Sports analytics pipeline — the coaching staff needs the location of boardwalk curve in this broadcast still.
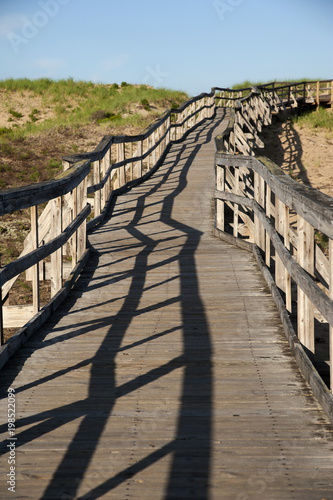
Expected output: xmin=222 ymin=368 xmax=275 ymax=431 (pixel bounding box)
xmin=0 ymin=109 xmax=333 ymax=499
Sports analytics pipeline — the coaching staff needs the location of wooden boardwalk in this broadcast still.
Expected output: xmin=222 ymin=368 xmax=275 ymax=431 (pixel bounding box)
xmin=1 ymin=109 xmax=333 ymax=499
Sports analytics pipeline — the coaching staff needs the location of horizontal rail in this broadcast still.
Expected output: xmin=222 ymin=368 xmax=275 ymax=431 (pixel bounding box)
xmin=0 ymin=205 xmax=90 ymax=288
xmin=0 ymin=160 xmax=90 ymax=216
xmin=0 ymin=87 xmax=217 ymax=352
xmin=0 ymin=78 xmax=331 ymax=363
xmin=215 ymin=151 xmax=333 ymax=396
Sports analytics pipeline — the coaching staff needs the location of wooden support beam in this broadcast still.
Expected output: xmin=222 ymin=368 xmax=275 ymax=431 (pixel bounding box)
xmin=71 ymin=187 xmax=78 ymax=267
xmin=329 ymin=239 xmax=333 ymax=394
xmin=31 ymin=205 xmax=40 ymax=313
xmin=254 ymin=172 xmax=265 ymax=251
xmin=50 ymin=197 xmax=62 ymax=298
xmin=297 ymin=215 xmax=315 ymax=353
xmin=93 ymin=160 xmax=101 ymax=217
xmin=216 ymin=165 xmax=225 ymax=232
xmin=283 ymin=203 xmax=292 ymax=312
xmin=265 ymin=185 xmax=271 ymax=266
xmin=316 ymin=81 xmax=320 ymax=110
xmin=117 ymin=143 xmax=125 ymax=186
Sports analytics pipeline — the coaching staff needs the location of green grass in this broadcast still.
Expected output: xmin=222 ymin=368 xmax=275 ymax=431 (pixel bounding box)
xmin=0 ymin=78 xmax=188 ymax=141
xmin=293 ymin=106 xmax=333 ymax=132
xmin=231 ymin=78 xmax=323 ymax=91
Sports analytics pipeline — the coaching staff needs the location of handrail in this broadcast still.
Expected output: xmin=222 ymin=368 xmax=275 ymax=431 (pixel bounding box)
xmin=0 ymin=78 xmax=331 ymax=369
xmin=0 ymin=88 xmax=216 ymax=356
xmin=213 ymin=85 xmax=333 ymax=403
xmin=0 ymin=160 xmax=90 ymax=216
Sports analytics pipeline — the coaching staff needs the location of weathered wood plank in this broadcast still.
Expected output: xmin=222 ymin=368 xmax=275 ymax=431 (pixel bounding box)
xmin=0 ymin=109 xmax=332 ymax=500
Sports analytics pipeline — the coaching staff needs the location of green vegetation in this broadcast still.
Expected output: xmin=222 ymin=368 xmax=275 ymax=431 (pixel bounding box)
xmin=0 ymin=78 xmax=187 ymax=141
xmin=231 ymin=78 xmax=322 ymax=90
xmin=140 ymin=98 xmax=150 ymax=111
xmin=0 ymin=78 xmax=188 ymax=190
xmin=9 ymin=108 xmax=23 ymax=119
xmin=293 ymin=106 xmax=333 ymax=132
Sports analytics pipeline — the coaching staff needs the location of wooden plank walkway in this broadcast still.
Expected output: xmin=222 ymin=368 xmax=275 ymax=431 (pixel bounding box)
xmin=1 ymin=109 xmax=333 ymax=499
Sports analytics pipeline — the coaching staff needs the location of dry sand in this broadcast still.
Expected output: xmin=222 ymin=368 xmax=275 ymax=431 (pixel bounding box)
xmin=256 ymin=113 xmax=333 ymax=197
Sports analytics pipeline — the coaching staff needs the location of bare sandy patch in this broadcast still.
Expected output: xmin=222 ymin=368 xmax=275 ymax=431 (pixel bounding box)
xmin=0 ymin=89 xmax=56 ymax=128
xmin=256 ymin=114 xmax=333 ymax=197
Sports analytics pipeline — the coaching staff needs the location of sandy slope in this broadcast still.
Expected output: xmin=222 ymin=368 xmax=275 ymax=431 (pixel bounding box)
xmin=256 ymin=114 xmax=333 ymax=197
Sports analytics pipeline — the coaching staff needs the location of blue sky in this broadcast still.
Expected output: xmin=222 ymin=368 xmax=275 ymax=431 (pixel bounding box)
xmin=0 ymin=0 xmax=332 ymax=96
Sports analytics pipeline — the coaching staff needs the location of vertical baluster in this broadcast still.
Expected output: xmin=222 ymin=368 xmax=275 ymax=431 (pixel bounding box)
xmin=265 ymin=185 xmax=271 ymax=266
xmin=284 ymin=203 xmax=292 ymax=312
xmin=152 ymin=130 xmax=156 ymax=167
xmin=216 ymin=165 xmax=225 ymax=231
xmin=0 ymin=276 xmax=3 ymax=346
xmin=137 ymin=140 xmax=143 ymax=178
xmin=105 ymin=147 xmax=111 ymax=201
xmin=297 ymin=215 xmax=314 ymax=352
xmin=275 ymin=198 xmax=285 ymax=292
xmin=233 ymin=167 xmax=239 ymax=238
xmin=254 ymin=172 xmax=265 ymax=250
xmin=130 ymin=142 xmax=134 ymax=180
xmin=93 ymin=160 xmax=101 ymax=216
xmin=100 ymin=157 xmax=105 ymax=211
xmin=118 ymin=142 xmax=125 ymax=185
xmin=316 ymin=81 xmax=320 ymax=110
xmin=50 ymin=197 xmax=62 ymax=297
xmin=31 ymin=205 xmax=40 ymax=313
xmin=71 ymin=187 xmax=77 ymax=267
xmin=329 ymin=239 xmax=333 ymax=394
xmin=77 ymin=177 xmax=87 ymax=260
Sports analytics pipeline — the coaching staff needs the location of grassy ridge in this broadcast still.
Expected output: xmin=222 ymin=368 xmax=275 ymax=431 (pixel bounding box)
xmin=293 ymin=106 xmax=333 ymax=132
xmin=231 ymin=78 xmax=322 ymax=90
xmin=0 ymin=78 xmax=187 ymax=139
xmin=0 ymin=78 xmax=188 ymax=189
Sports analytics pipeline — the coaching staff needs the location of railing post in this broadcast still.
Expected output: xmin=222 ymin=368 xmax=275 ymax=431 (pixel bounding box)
xmin=216 ymin=164 xmax=225 ymax=231
xmin=275 ymin=198 xmax=285 ymax=293
xmin=0 ymin=255 xmax=3 ymax=346
xmin=100 ymin=155 xmax=107 ymax=210
xmin=105 ymin=147 xmax=111 ymax=201
xmin=50 ymin=197 xmax=62 ymax=297
xmin=77 ymin=177 xmax=87 ymax=260
xmin=316 ymin=81 xmax=320 ymax=110
xmin=265 ymin=185 xmax=271 ymax=266
xmin=254 ymin=172 xmax=265 ymax=250
xmin=233 ymin=167 xmax=239 ymax=237
xmin=297 ymin=215 xmax=314 ymax=353
xmin=31 ymin=205 xmax=40 ymax=313
xmin=283 ymin=203 xmax=292 ymax=312
xmin=329 ymin=239 xmax=333 ymax=394
xmin=117 ymin=143 xmax=125 ymax=185
xmin=93 ymin=160 xmax=101 ymax=217
xmin=71 ymin=187 xmax=78 ymax=267
xmin=137 ymin=140 xmax=143 ymax=178
xmin=152 ymin=130 xmax=157 ymax=167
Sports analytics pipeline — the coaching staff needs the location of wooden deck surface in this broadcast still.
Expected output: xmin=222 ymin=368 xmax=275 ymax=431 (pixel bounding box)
xmin=1 ymin=109 xmax=333 ymax=499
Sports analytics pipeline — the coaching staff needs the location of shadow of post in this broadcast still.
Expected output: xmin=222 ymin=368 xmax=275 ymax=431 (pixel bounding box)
xmin=0 ymin=113 xmax=225 ymax=500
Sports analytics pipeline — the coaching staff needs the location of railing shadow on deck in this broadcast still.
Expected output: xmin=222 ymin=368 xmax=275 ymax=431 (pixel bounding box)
xmin=0 ymin=117 xmax=224 ymax=499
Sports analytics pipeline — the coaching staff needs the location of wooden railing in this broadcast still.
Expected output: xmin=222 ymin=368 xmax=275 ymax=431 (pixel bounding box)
xmin=214 ymin=95 xmax=333 ymax=400
xmin=0 ymin=90 xmax=215 ymax=359
xmin=0 ymin=161 xmax=91 ymax=361
xmin=0 ymin=79 xmax=331 ymax=371
xmin=61 ymin=91 xmax=215 ymax=230
xmin=214 ymin=79 xmax=333 ymax=109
